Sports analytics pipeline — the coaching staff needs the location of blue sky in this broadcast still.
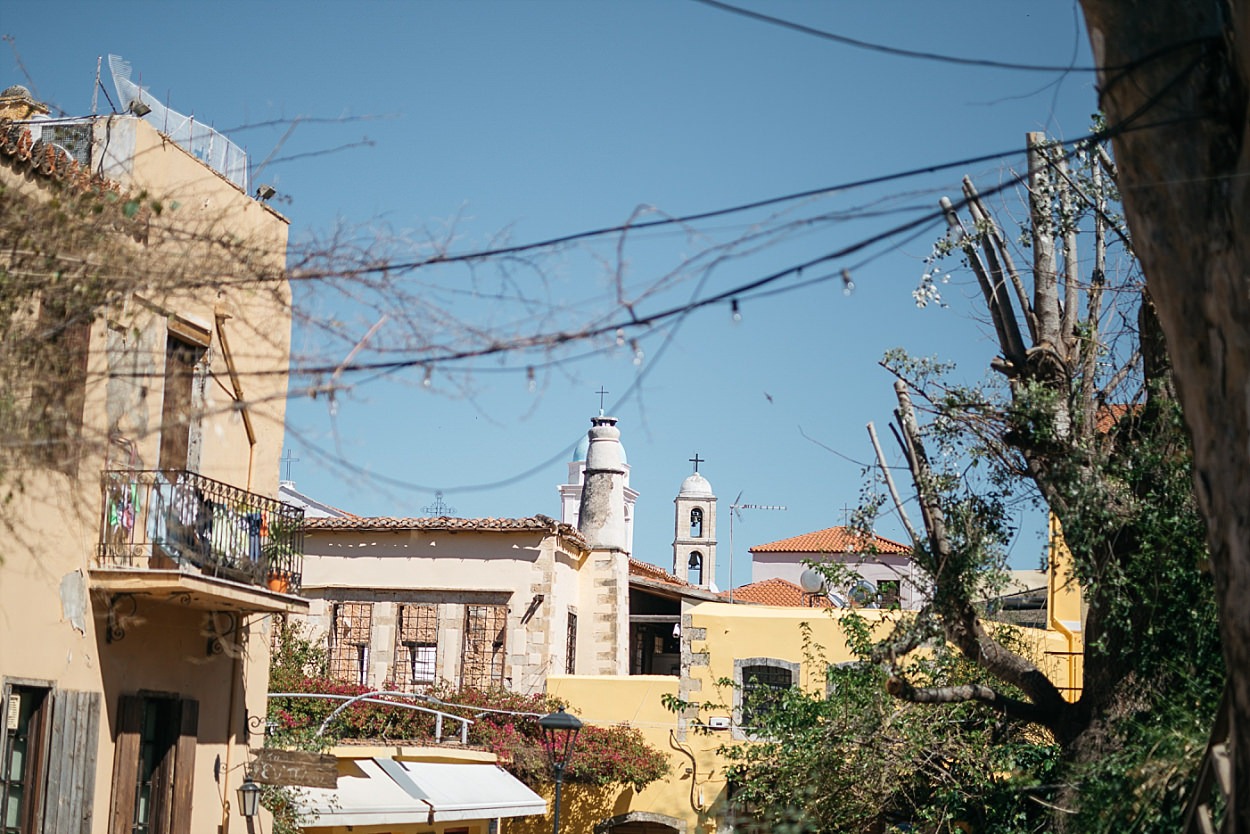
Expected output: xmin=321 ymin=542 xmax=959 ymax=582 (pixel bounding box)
xmin=5 ymin=2 xmax=1099 ymax=586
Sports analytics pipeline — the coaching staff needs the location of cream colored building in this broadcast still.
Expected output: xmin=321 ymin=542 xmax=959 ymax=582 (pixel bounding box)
xmin=285 ymin=403 xmax=1084 ymax=833
xmin=298 ymin=515 xmax=591 ymax=694
xmin=292 ymin=415 xmax=731 ymax=698
xmin=0 ymin=83 xmax=306 ymax=834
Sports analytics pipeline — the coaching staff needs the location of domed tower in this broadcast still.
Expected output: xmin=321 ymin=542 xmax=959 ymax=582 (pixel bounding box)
xmin=560 ymin=416 xmax=637 ymax=555
xmin=673 ymin=455 xmax=717 ymax=588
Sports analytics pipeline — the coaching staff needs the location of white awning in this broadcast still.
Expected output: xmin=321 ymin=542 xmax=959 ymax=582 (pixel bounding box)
xmin=297 ymin=758 xmax=546 ymax=828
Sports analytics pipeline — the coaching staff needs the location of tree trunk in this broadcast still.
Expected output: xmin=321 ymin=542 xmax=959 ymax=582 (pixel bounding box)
xmin=1079 ymin=1 xmax=1250 ymax=828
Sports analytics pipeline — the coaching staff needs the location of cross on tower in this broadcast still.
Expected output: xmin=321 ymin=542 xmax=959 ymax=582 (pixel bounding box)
xmin=595 ymin=386 xmax=610 ymax=413
xmin=280 ymin=448 xmax=300 ymax=481
xmin=689 ymin=452 xmax=704 ymax=473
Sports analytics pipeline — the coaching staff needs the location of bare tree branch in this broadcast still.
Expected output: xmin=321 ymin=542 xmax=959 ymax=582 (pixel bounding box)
xmin=867 ymin=420 xmax=920 ymax=545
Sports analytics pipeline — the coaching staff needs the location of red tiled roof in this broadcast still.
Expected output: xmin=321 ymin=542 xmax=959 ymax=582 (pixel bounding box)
xmin=749 ymin=525 xmax=910 ymax=555
xmin=1 ymin=124 xmax=110 ymax=193
xmin=1095 ymin=403 xmax=1137 ymax=434
xmin=628 ymin=559 xmax=689 ymax=587
xmin=723 ymin=578 xmax=833 ymax=608
xmin=304 ymin=513 xmax=587 ymax=548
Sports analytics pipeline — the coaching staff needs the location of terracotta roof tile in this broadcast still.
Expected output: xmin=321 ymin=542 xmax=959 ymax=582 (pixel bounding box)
xmin=724 ymin=578 xmax=833 ymax=608
xmin=1 ymin=124 xmax=108 ymax=193
xmin=1095 ymin=403 xmax=1137 ymax=434
xmin=304 ymin=513 xmax=587 ymax=548
xmin=749 ymin=525 xmax=910 ymax=555
xmin=628 ymin=559 xmax=690 ymax=587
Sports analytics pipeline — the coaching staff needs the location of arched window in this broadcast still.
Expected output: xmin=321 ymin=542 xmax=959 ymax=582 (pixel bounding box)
xmin=688 ymin=551 xmax=703 ymax=585
xmin=689 ymin=507 xmax=704 ymax=537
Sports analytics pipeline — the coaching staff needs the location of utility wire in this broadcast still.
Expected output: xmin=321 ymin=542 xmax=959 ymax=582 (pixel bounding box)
xmin=290 ymin=140 xmax=1084 ymax=283
xmin=687 ymin=0 xmax=1205 ymax=75
xmin=688 ymin=0 xmax=1096 ymax=71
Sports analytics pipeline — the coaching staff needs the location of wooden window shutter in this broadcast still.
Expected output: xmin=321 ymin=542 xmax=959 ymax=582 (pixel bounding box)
xmin=108 ymin=695 xmax=144 ymax=834
xmin=168 ymin=699 xmax=198 ymax=834
xmin=42 ymin=689 xmax=101 ymax=834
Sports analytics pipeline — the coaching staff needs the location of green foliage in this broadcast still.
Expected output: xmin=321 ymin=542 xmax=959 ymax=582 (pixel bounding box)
xmin=713 ymin=616 xmax=1060 ymax=833
xmin=267 ymin=618 xmax=329 ymax=694
xmin=1070 ymin=699 xmax=1212 ymax=834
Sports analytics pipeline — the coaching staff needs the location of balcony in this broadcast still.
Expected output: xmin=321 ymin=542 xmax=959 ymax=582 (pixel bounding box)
xmin=95 ymin=469 xmax=305 ymax=613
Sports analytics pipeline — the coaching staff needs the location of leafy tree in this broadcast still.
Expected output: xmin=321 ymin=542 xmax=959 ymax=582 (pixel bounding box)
xmin=871 ymin=133 xmax=1222 ymax=829
xmin=1076 ymin=3 xmax=1250 ymax=827
xmin=682 ymin=619 xmax=1055 ymax=833
xmin=723 ymin=133 xmax=1220 ymax=832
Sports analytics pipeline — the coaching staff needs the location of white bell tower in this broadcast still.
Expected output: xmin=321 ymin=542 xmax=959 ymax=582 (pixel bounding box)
xmin=673 ymin=453 xmax=717 ymax=588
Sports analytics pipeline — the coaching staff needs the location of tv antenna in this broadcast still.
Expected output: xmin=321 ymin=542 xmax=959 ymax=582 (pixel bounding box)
xmin=727 ymin=492 xmax=786 ymax=603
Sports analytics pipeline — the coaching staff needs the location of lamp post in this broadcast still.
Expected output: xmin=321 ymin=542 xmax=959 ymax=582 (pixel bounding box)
xmin=237 ymin=777 xmax=261 ymax=819
xmin=538 ymin=707 xmax=582 ymax=834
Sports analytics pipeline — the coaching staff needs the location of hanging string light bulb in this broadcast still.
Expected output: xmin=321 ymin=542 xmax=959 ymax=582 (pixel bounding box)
xmin=526 ymin=366 xmax=536 ymax=393
xmin=630 ymin=339 xmax=644 ymax=366
xmin=422 ymin=365 xmax=433 ymax=388
xmin=841 ymin=269 xmax=855 ymax=296
xmin=731 ymin=298 xmax=742 ymax=323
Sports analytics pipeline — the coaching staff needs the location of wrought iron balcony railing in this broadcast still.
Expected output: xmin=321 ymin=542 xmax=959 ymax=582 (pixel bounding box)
xmin=98 ymin=469 xmax=304 ymax=593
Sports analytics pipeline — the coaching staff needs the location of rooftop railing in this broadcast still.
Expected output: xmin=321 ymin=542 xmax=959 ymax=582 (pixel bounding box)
xmin=98 ymin=469 xmax=304 ymax=592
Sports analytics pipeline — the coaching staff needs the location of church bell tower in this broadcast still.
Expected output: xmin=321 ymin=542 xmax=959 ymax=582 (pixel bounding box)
xmin=673 ymin=454 xmax=717 ymax=589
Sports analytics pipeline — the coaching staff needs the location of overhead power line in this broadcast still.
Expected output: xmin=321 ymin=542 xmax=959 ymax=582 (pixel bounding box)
xmin=688 ymin=0 xmax=1099 ymax=72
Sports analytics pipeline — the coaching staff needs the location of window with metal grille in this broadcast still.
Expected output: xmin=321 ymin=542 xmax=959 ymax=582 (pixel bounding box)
xmin=329 ymin=603 xmax=373 ymax=686
xmin=565 ymin=611 xmax=577 ymax=674
xmin=461 ymin=605 xmax=507 ymax=689
xmin=392 ymin=604 xmax=439 ymax=690
xmin=733 ymin=659 xmax=797 ymax=739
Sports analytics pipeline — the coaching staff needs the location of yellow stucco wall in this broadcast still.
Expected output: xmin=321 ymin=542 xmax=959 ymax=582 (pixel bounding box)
xmin=518 ymin=594 xmax=1083 ymax=834
xmin=0 ymin=112 xmax=292 ymax=834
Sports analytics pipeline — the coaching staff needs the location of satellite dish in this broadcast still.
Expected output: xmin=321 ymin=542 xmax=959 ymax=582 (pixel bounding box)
xmin=849 ymin=579 xmax=879 ymax=608
xmin=798 ymin=569 xmax=826 ymax=594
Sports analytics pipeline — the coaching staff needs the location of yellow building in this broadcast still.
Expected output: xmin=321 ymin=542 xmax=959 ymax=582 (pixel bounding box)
xmin=517 ymin=520 xmax=1084 ymax=834
xmin=0 ymin=80 xmax=306 ymax=834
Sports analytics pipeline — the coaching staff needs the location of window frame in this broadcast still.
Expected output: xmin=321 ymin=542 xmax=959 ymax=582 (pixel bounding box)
xmin=392 ymin=603 xmax=439 ymax=691
xmin=157 ymin=330 xmax=208 ymax=474
xmin=328 ymin=602 xmax=374 ymax=687
xmin=108 ymin=692 xmax=197 ymax=834
xmin=731 ymin=658 xmax=799 ymax=741
xmin=461 ymin=604 xmax=507 ymax=689
xmin=565 ymin=611 xmax=578 ymax=675
xmin=1 ymin=682 xmax=51 ymax=834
